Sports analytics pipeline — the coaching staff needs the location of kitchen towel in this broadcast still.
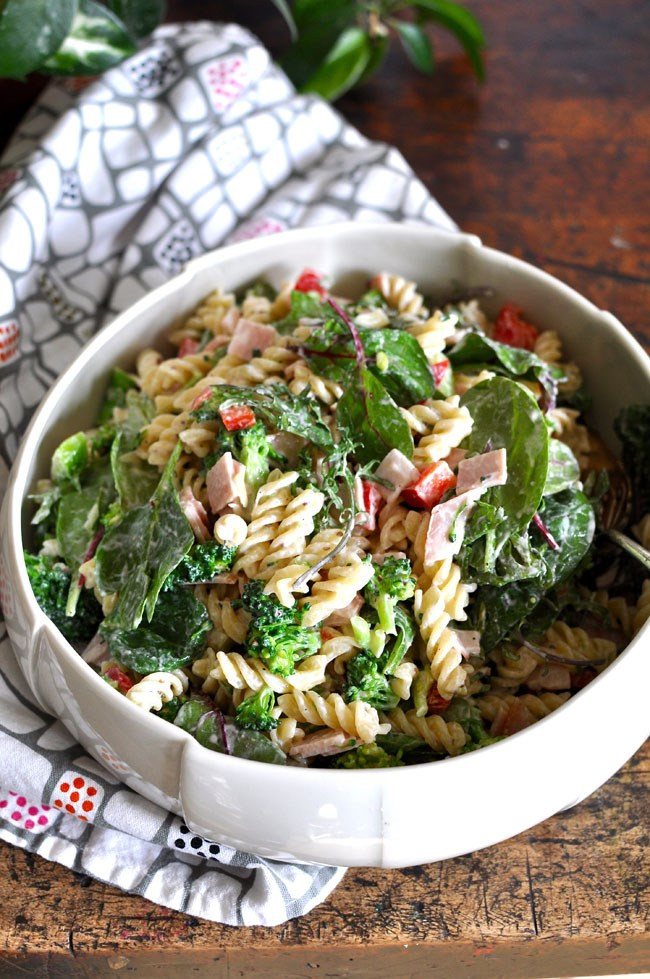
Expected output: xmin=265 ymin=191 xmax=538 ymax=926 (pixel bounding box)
xmin=0 ymin=20 xmax=456 ymax=926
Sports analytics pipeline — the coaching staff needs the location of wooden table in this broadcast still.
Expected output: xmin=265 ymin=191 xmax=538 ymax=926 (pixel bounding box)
xmin=1 ymin=1 xmax=649 ymax=975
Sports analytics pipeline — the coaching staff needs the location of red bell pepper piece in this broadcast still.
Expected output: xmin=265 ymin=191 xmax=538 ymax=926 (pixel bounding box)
xmin=427 ymin=684 xmax=451 ymax=714
xmin=401 ymin=461 xmax=456 ymax=509
xmin=431 ymin=357 xmax=450 ymax=387
xmin=219 ymin=404 xmax=256 ymax=432
xmin=493 ymin=302 xmax=539 ymax=351
xmin=190 ymin=387 xmax=212 ymax=411
xmin=361 ymin=480 xmax=383 ymax=521
xmin=294 ymin=269 xmax=326 ymax=295
xmin=104 ymin=666 xmax=134 ymax=695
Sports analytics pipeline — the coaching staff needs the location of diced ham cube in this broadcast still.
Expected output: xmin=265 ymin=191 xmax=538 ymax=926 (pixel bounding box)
xmin=220 ymin=307 xmax=241 ymax=334
xmin=453 ymin=629 xmax=481 ymax=660
xmin=526 ymin=663 xmax=571 ymax=691
xmin=491 ymin=699 xmax=532 ymax=737
xmin=179 ymin=486 xmax=211 ymax=542
xmin=374 ymin=449 xmax=420 ymax=503
xmin=445 ymin=448 xmax=467 ymax=470
xmin=456 ymin=448 xmax=507 ymax=495
xmin=227 ymin=318 xmax=278 ymax=361
xmin=423 ymin=488 xmax=483 ymax=565
xmin=324 ymin=594 xmax=364 ymax=627
xmin=289 ymin=730 xmax=360 ymax=759
xmin=206 ymin=452 xmax=248 ymax=514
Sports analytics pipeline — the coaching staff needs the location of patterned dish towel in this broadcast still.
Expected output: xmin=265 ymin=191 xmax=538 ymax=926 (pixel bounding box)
xmin=0 ymin=21 xmax=456 ymax=926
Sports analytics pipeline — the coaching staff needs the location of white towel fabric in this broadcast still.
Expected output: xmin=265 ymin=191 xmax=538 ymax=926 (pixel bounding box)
xmin=0 ymin=21 xmax=456 ymax=925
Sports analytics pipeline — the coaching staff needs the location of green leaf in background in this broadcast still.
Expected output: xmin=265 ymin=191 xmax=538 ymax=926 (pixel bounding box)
xmin=280 ymin=0 xmax=358 ymax=90
xmin=43 ymin=0 xmax=137 ymax=76
xmin=268 ymin=0 xmax=297 ymax=39
xmin=357 ymin=33 xmax=389 ymax=84
xmin=413 ymin=0 xmax=485 ymax=80
xmin=105 ymin=0 xmax=165 ymax=39
xmin=0 ymin=0 xmax=77 ymax=78
xmin=391 ymin=19 xmax=434 ymax=74
xmin=301 ymin=26 xmax=373 ymax=102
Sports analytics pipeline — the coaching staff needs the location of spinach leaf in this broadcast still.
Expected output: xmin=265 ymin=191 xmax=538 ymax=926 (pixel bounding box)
xmin=298 ymin=324 xmax=435 ymax=406
xmin=273 ymin=290 xmax=333 ymax=333
xmin=545 ymin=438 xmax=580 ymax=496
xmin=101 ymin=588 xmax=210 ymax=674
xmin=192 ymin=384 xmax=334 ymax=451
xmin=460 ymin=376 xmax=549 ymax=571
xmin=228 ymin=727 xmax=287 ymax=765
xmin=95 ymin=443 xmax=194 ymax=630
xmin=193 ymin=714 xmax=287 ymax=764
xmin=111 ymin=437 xmax=160 ymax=510
xmin=174 ymin=698 xmax=212 ymax=732
xmin=449 ymin=332 xmax=564 ymax=404
xmin=106 ymin=388 xmax=157 ymax=507
xmin=51 ymin=432 xmax=89 ymax=487
xmin=614 ymin=404 xmax=650 ymax=522
xmin=120 ymin=389 xmax=156 ymax=444
xmin=55 ymin=457 xmax=115 ymax=570
xmin=97 ymin=367 xmax=138 ymax=424
xmin=468 ymin=487 xmax=595 ymax=651
xmin=336 ymin=366 xmax=414 ymax=465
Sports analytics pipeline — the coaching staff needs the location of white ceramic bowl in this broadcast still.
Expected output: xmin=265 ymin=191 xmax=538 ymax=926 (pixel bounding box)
xmin=2 ymin=223 xmax=649 ymax=868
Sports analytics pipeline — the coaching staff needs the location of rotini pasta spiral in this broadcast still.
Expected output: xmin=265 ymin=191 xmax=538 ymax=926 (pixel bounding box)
xmin=384 ymin=707 xmax=466 ymax=755
xmin=372 ymin=272 xmax=428 ymax=318
xmin=168 ymin=288 xmax=235 ymax=344
xmin=126 ymin=670 xmax=188 ymax=712
xmin=234 ymin=470 xmax=300 ymax=577
xmin=407 ymin=310 xmax=456 ymax=361
xmin=401 ymin=396 xmax=473 ymax=470
xmin=208 ymin=649 xmax=332 ymax=694
xmin=277 ymin=690 xmax=390 ymax=743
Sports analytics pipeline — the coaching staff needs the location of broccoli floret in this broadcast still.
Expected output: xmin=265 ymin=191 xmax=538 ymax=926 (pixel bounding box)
xmin=235 ymin=685 xmax=279 ymax=731
xmin=164 ymin=541 xmax=237 ymax=589
xmin=345 ymin=651 xmax=399 ymax=711
xmin=364 ymin=556 xmax=416 ymax=634
xmin=24 ymin=551 xmax=102 ymax=645
xmin=51 ymin=432 xmax=89 ymax=487
xmin=381 ymin=605 xmax=415 ymax=674
xmin=202 ymin=421 xmax=280 ymax=498
xmin=242 ymin=580 xmax=320 ymax=677
xmin=443 ymin=698 xmax=502 ymax=751
xmin=239 ymin=422 xmax=273 ymax=497
xmin=155 ymin=695 xmax=186 ymax=723
xmin=333 ymin=743 xmax=403 ymax=769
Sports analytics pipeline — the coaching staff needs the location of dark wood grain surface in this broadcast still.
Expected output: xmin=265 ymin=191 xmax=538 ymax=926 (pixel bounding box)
xmin=1 ymin=1 xmax=649 ymax=976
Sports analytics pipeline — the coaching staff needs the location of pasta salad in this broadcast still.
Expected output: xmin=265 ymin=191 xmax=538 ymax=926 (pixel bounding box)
xmin=24 ymin=269 xmax=650 ymax=768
